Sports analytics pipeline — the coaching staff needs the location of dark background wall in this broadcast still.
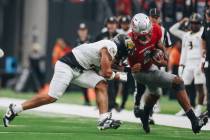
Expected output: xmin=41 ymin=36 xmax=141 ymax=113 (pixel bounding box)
xmin=46 ymin=0 xmax=103 ymax=82
xmin=0 ymin=0 xmax=23 ymax=71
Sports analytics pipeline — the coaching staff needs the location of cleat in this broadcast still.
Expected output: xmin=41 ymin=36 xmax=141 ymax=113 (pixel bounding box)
xmin=191 ymin=112 xmax=208 ymax=134
xmin=134 ymin=106 xmax=144 ymax=118
xmin=3 ymin=104 xmax=17 ymax=127
xmin=139 ymin=110 xmax=150 ymax=133
xmin=97 ymin=118 xmax=122 ymax=130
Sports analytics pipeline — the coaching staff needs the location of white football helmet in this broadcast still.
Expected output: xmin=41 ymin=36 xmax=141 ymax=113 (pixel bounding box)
xmin=130 ymin=13 xmax=152 ymax=45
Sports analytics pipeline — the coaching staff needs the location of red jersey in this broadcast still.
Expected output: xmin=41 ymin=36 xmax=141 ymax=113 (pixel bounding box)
xmin=128 ymin=23 xmax=162 ymax=70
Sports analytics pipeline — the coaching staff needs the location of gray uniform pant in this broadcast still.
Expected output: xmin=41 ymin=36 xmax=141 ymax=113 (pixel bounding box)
xmin=133 ymin=65 xmax=176 ymax=96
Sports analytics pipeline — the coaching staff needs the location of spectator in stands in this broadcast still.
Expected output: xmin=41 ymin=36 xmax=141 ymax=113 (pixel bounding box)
xmin=118 ymin=15 xmax=131 ymax=35
xmin=75 ymin=23 xmax=93 ymax=46
xmin=96 ymin=16 xmax=119 ymax=41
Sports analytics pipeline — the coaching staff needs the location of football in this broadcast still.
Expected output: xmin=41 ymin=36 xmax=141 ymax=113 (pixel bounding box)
xmin=152 ymin=49 xmax=164 ymax=62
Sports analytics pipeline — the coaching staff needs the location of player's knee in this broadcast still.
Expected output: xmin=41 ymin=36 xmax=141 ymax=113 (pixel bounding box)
xmin=47 ymin=95 xmax=57 ymax=103
xmin=172 ymin=76 xmax=185 ymax=93
xmin=95 ymin=80 xmax=108 ymax=92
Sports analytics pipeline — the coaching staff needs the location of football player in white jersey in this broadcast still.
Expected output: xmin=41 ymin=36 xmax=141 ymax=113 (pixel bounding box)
xmin=3 ymin=35 xmax=134 ymax=130
xmin=170 ymin=13 xmax=206 ymax=116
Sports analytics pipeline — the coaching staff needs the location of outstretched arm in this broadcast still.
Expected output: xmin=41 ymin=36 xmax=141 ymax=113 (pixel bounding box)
xmin=100 ymin=47 xmax=113 ymax=78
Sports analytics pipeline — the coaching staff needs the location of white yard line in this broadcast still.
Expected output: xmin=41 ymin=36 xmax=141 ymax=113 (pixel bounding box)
xmin=0 ymin=97 xmax=209 ymax=130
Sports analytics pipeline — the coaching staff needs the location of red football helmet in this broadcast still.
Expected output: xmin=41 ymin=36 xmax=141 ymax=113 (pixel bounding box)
xmin=130 ymin=13 xmax=152 ymax=45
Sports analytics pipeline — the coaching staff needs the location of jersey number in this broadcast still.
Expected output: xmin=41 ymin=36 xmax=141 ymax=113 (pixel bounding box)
xmin=188 ymin=41 xmax=193 ymax=49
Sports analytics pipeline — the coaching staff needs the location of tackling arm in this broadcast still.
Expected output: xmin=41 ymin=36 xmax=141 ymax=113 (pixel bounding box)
xmin=100 ymin=47 xmax=115 ymax=79
xmin=100 ymin=47 xmax=123 ymax=81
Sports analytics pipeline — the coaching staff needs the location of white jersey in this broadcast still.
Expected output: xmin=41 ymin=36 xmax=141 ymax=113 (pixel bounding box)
xmin=180 ymin=28 xmax=204 ymax=66
xmin=72 ymin=40 xmax=117 ymax=69
xmin=169 ymin=22 xmax=186 ymax=40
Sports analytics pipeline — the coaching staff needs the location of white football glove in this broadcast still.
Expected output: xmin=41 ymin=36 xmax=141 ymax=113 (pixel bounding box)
xmin=116 ymin=72 xmax=127 ymax=82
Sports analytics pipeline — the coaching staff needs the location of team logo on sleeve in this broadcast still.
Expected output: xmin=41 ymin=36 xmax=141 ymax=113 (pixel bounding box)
xmin=126 ymin=39 xmax=135 ymax=49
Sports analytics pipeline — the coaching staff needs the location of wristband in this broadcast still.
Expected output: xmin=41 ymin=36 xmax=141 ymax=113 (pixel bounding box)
xmin=116 ymin=72 xmax=127 ymax=82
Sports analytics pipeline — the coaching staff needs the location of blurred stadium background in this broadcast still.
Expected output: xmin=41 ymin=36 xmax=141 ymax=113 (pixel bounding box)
xmin=0 ymin=0 xmax=210 ymax=140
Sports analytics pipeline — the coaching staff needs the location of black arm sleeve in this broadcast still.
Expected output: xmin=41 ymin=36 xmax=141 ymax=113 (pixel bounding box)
xmin=124 ymin=67 xmax=131 ymax=73
xmin=201 ymin=27 xmax=206 ymax=40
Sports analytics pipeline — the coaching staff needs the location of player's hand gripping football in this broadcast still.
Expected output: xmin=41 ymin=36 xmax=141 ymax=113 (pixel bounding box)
xmin=152 ymin=49 xmax=168 ymax=67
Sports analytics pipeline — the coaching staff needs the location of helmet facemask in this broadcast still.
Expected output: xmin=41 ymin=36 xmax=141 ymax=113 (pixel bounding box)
xmin=189 ymin=13 xmax=202 ymax=33
xmin=132 ymin=31 xmax=152 ymax=45
xmin=190 ymin=22 xmax=201 ymax=33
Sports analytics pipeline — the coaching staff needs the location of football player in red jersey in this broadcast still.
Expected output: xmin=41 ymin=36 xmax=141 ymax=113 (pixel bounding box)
xmin=128 ymin=13 xmax=208 ymax=134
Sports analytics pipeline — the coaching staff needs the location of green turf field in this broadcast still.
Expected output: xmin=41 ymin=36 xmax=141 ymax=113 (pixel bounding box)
xmin=0 ymin=89 xmax=210 ymax=140
xmin=0 ymin=110 xmax=209 ymax=140
xmin=0 ymin=89 xmax=182 ymax=114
